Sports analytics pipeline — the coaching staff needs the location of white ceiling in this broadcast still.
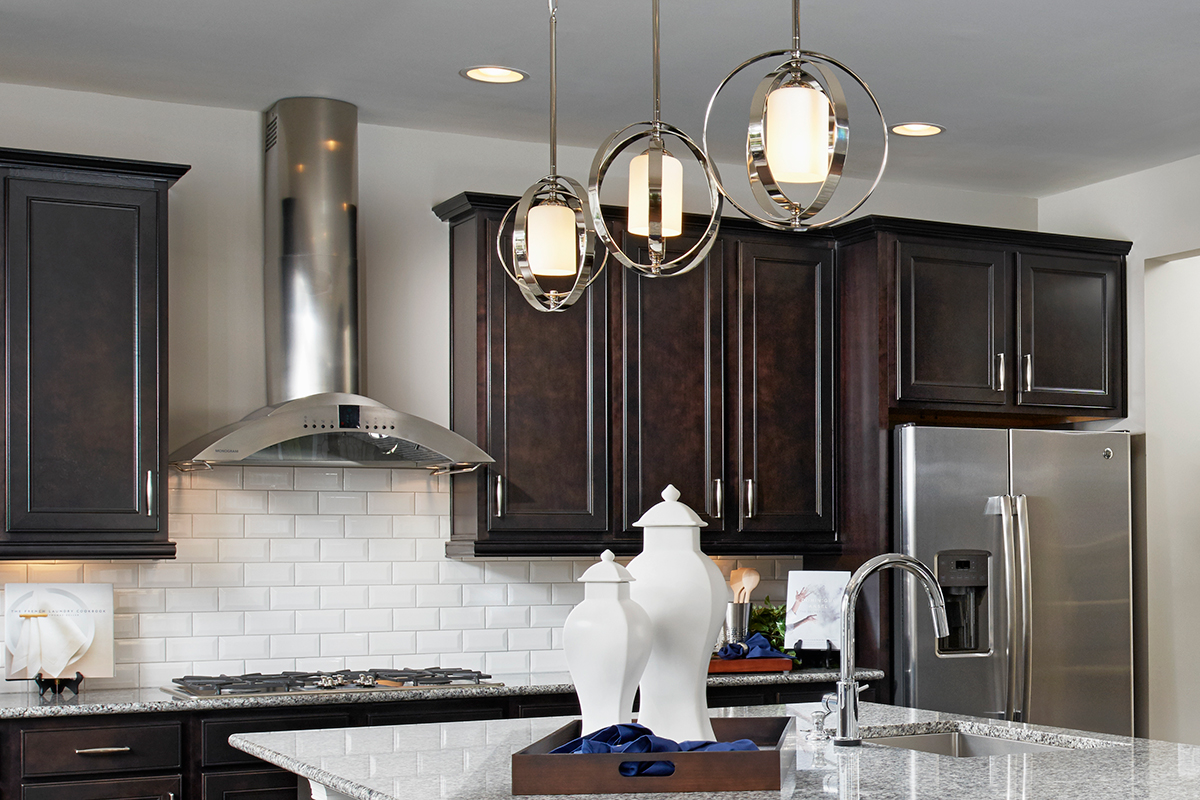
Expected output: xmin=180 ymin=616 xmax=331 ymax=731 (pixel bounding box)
xmin=1 ymin=0 xmax=1198 ymax=197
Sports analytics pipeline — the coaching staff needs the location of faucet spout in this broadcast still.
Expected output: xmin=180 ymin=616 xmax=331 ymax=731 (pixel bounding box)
xmin=832 ymin=553 xmax=948 ymax=746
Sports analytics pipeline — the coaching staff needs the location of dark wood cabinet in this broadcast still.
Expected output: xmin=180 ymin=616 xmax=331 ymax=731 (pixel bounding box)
xmin=0 ymin=148 xmax=187 ymax=560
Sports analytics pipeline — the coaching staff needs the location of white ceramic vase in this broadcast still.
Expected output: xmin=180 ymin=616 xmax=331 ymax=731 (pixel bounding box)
xmin=627 ymin=485 xmax=729 ymax=742
xmin=563 ymin=550 xmax=653 ymax=736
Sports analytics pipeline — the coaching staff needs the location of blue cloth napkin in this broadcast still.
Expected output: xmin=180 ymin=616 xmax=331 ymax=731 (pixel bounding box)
xmin=717 ymin=632 xmax=791 ymax=660
xmin=550 ymin=723 xmax=758 ymax=776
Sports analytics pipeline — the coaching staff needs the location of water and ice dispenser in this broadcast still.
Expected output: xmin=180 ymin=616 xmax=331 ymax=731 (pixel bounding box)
xmin=934 ymin=550 xmax=990 ymax=655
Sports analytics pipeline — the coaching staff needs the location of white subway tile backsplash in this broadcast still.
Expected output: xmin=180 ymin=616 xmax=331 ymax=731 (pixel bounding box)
xmin=367 ymin=492 xmax=415 ymax=515
xmin=415 ymin=584 xmax=461 ymax=608
xmin=218 ymin=587 xmax=271 ymax=611
xmin=368 ymin=585 xmax=416 ymax=609
xmin=193 ymin=611 xmax=245 ymax=636
xmin=321 ymin=539 xmax=369 ymax=562
xmin=393 ymin=515 xmax=440 ymax=538
xmin=294 ymin=469 xmax=343 ymax=491
xmin=463 ymin=584 xmax=506 ymax=607
xmin=243 ymin=562 xmax=296 ymax=587
xmin=320 ymin=586 xmax=370 ymax=609
xmin=194 ymin=563 xmax=244 ymax=588
xmin=165 ymin=588 xmax=219 ymax=613
xmin=269 ymin=490 xmax=319 ymax=515
xmin=344 ymin=562 xmax=392 ymax=585
xmin=138 ymin=566 xmax=194 ymax=592
xmin=295 ymin=562 xmax=344 ymax=587
xmin=0 ymin=465 xmax=805 ymax=689
xmin=296 ymin=610 xmax=345 ymax=634
xmin=319 ymin=492 xmax=367 ymax=515
xmin=140 ymin=613 xmax=193 ymax=638
xmin=245 ymin=610 xmax=297 ymax=635
xmin=344 ymin=469 xmax=391 ymax=492
xmin=218 ymin=539 xmax=271 ymax=563
xmin=245 ymin=515 xmax=296 ymax=538
xmin=243 ymin=467 xmax=295 ymax=490
xmin=192 ymin=514 xmax=245 ymax=538
xmin=508 ymin=583 xmax=552 ymax=606
xmin=529 ymin=562 xmax=573 ymax=583
xmin=217 ymin=490 xmax=269 ymax=514
xmin=297 ymin=516 xmax=344 ymax=538
xmin=346 ymin=515 xmax=390 ymax=538
xmin=28 ymin=563 xmax=84 ymax=583
xmin=463 ymin=629 xmax=506 ymax=652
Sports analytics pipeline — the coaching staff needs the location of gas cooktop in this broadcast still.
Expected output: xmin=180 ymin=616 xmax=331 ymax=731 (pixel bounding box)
xmin=163 ymin=668 xmax=500 ymax=699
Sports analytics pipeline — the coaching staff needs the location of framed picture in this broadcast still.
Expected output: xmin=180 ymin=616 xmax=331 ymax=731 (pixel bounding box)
xmin=4 ymin=583 xmax=114 ymax=680
xmin=783 ymin=571 xmax=850 ymax=651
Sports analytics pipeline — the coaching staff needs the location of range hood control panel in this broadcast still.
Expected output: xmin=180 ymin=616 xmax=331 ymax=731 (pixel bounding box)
xmin=300 ymin=405 xmax=396 ymax=431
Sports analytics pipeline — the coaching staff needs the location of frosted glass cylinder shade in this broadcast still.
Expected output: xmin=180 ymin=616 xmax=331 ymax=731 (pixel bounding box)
xmin=627 ymin=148 xmax=683 ymax=238
xmin=526 ymin=202 xmax=579 ymax=277
xmin=765 ymin=84 xmax=831 ymax=184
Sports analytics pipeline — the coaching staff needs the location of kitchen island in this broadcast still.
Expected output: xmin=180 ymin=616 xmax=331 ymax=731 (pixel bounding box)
xmin=229 ymin=702 xmax=1184 ymax=800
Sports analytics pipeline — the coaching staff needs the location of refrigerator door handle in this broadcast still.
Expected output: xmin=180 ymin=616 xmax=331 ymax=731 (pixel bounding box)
xmin=1012 ymin=493 xmax=1034 ymax=720
xmin=999 ymin=494 xmax=1021 ymax=722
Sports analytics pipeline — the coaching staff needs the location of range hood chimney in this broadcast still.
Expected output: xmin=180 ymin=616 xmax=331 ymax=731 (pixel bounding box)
xmin=169 ymin=98 xmax=492 ymax=473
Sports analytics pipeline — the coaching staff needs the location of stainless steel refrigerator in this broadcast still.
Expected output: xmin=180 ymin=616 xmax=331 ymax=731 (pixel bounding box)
xmin=893 ymin=425 xmax=1133 ymax=737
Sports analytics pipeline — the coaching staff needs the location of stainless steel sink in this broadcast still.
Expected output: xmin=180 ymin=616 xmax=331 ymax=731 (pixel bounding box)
xmin=867 ymin=731 xmax=1075 ymax=757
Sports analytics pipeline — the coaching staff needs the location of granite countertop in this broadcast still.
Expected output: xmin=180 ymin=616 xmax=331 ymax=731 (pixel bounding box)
xmin=230 ymin=701 xmax=1178 ymax=800
xmin=0 ymin=668 xmax=883 ymax=719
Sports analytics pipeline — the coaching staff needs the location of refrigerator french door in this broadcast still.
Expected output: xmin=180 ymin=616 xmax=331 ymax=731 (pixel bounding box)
xmin=893 ymin=425 xmax=1133 ymax=737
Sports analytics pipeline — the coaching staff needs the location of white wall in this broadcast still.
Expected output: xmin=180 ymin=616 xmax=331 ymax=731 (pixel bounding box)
xmin=0 ymin=80 xmax=1038 ymax=689
xmin=1040 ymin=153 xmax=1200 ymax=744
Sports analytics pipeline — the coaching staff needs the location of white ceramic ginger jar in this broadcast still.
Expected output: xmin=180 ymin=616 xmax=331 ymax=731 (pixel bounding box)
xmin=627 ymin=485 xmax=729 ymax=742
xmin=563 ymin=550 xmax=653 ymax=736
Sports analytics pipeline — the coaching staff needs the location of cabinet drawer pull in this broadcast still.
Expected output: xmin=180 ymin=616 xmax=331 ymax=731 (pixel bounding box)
xmin=713 ymin=479 xmax=723 ymax=520
xmin=494 ymin=474 xmax=504 ymax=518
xmin=995 ymin=353 xmax=1005 ymax=392
xmin=75 ymin=746 xmax=131 ymax=755
xmin=1023 ymin=354 xmax=1033 ymax=392
xmin=745 ymin=479 xmax=755 ymax=519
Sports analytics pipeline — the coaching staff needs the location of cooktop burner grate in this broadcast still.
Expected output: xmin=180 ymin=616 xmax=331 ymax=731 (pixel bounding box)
xmin=165 ymin=667 xmax=499 ymax=698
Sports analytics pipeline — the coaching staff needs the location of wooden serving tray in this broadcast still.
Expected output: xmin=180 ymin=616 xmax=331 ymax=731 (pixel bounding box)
xmin=511 ymin=716 xmax=794 ymax=795
xmin=707 ymin=656 xmax=794 ymax=673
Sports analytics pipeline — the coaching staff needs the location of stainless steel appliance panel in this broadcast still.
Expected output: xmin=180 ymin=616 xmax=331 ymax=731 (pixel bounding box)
xmin=895 ymin=425 xmax=1011 ymax=718
xmin=1009 ymin=429 xmax=1133 ymax=736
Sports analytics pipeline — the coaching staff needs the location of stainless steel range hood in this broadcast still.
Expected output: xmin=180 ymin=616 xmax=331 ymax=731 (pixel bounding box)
xmin=170 ymin=97 xmax=491 ymax=473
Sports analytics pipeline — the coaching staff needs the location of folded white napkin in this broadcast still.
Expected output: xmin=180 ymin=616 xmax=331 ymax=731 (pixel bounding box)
xmin=7 ymin=589 xmax=90 ymax=678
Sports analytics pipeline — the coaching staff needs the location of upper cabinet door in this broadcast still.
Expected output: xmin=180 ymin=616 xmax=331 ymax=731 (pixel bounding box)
xmin=896 ymin=240 xmax=1010 ymax=406
xmin=734 ymin=238 xmax=835 ymax=536
xmin=621 ymin=234 xmax=725 ymax=536
xmin=483 ymin=216 xmax=609 ymax=534
xmin=7 ymin=179 xmax=159 ymax=532
xmin=1016 ymin=250 xmax=1123 ymax=410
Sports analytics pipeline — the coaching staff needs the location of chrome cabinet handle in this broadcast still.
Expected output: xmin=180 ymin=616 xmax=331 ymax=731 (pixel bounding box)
xmin=494 ymin=474 xmax=504 ymax=518
xmin=75 ymin=746 xmax=131 ymax=755
xmin=995 ymin=353 xmax=1006 ymax=392
xmin=1023 ymin=354 xmax=1033 ymax=392
xmin=146 ymin=470 xmax=154 ymax=516
xmin=745 ymin=479 xmax=755 ymax=519
xmin=713 ymin=479 xmax=723 ymax=520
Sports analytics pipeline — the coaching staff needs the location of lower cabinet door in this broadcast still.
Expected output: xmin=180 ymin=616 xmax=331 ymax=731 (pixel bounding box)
xmin=23 ymin=775 xmax=181 ymax=800
xmin=203 ymin=770 xmax=297 ymax=800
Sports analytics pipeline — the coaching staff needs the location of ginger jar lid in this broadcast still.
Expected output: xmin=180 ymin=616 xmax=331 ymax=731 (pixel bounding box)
xmin=578 ymin=549 xmax=636 ymax=583
xmin=633 ymin=485 xmax=708 ymax=529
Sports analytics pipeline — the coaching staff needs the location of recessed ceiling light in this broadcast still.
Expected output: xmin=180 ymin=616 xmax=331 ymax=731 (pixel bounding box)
xmin=459 ymin=65 xmax=529 ymax=84
xmin=891 ymin=122 xmax=946 ymax=137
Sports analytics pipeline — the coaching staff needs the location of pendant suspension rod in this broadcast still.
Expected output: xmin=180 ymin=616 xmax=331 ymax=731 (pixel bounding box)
xmin=652 ymin=0 xmax=661 ymax=128
xmin=549 ymin=0 xmax=558 ymax=176
xmin=791 ymin=0 xmax=802 ymax=57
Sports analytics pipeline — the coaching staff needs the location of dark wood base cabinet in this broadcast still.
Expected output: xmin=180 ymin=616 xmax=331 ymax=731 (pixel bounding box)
xmin=0 ymin=148 xmax=188 ymax=560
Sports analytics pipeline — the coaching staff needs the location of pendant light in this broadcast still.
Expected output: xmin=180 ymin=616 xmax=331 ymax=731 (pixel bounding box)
xmin=588 ymin=0 xmax=723 ymax=278
xmin=702 ymin=0 xmax=888 ymax=231
xmin=497 ymin=0 xmax=604 ymax=312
